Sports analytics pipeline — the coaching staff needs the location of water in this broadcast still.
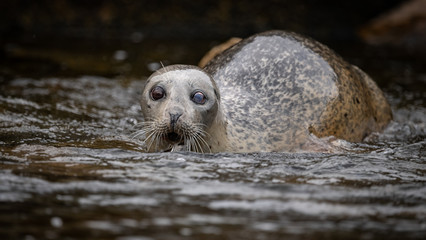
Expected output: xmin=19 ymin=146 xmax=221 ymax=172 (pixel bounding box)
xmin=1 ymin=58 xmax=425 ymax=239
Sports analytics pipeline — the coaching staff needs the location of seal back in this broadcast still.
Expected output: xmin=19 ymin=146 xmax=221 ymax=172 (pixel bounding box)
xmin=204 ymin=30 xmax=392 ymax=152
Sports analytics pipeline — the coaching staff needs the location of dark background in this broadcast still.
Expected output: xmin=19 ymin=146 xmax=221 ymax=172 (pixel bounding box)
xmin=0 ymin=0 xmax=404 ymax=40
xmin=0 ymin=0 xmax=424 ymax=82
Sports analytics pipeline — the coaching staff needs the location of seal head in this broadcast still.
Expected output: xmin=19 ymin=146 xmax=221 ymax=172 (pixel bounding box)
xmin=137 ymin=65 xmax=222 ymax=152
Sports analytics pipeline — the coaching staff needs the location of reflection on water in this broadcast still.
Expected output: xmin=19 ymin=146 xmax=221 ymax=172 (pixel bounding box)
xmin=0 ymin=75 xmax=425 ymax=239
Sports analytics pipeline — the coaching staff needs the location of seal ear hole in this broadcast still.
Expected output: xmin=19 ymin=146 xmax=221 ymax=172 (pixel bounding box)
xmin=150 ymin=86 xmax=166 ymax=101
xmin=191 ymin=91 xmax=207 ymax=105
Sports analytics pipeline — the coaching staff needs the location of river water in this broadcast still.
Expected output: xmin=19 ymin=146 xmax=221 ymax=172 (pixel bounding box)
xmin=0 ymin=44 xmax=425 ymax=239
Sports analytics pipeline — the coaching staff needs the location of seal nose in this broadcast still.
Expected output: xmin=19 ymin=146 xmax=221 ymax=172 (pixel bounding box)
xmin=169 ymin=113 xmax=182 ymax=130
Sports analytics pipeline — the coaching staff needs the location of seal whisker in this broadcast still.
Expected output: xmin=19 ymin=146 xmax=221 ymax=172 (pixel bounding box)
xmin=185 ymin=131 xmax=196 ymax=153
xmin=134 ymin=121 xmax=156 ymax=127
xmin=156 ymin=131 xmax=166 ymax=152
xmin=193 ymin=122 xmax=207 ymax=128
xmin=192 ymin=124 xmax=211 ymax=153
xmin=131 ymin=121 xmax=157 ymax=140
xmin=183 ymin=134 xmax=189 ymax=151
xmin=130 ymin=131 xmax=144 ymax=140
xmin=144 ymin=128 xmax=161 ymax=151
xmin=152 ymin=131 xmax=160 ymax=152
xmin=193 ymin=123 xmax=211 ymax=138
xmin=189 ymin=131 xmax=201 ymax=153
xmin=160 ymin=61 xmax=172 ymax=83
xmin=145 ymin=135 xmax=155 ymax=152
xmin=195 ymin=136 xmax=205 ymax=153
xmin=188 ymin=135 xmax=198 ymax=153
xmin=190 ymin=136 xmax=199 ymax=153
xmin=193 ymin=131 xmax=211 ymax=153
xmin=134 ymin=126 xmax=155 ymax=139
xmin=185 ymin=135 xmax=192 ymax=152
xmin=131 ymin=128 xmax=152 ymax=140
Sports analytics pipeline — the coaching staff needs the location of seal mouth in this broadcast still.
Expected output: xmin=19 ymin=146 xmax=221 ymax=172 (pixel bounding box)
xmin=166 ymin=132 xmax=183 ymax=143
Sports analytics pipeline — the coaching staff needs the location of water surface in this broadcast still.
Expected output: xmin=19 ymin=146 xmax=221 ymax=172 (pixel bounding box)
xmin=0 ymin=57 xmax=425 ymax=239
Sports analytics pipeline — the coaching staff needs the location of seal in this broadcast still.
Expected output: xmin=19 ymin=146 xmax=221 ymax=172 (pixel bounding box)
xmin=134 ymin=30 xmax=392 ymax=153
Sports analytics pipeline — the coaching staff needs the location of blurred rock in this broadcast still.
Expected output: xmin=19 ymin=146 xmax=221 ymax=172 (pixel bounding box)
xmin=359 ymin=0 xmax=426 ymax=53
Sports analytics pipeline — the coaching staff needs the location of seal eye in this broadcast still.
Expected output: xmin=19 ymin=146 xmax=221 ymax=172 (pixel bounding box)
xmin=150 ymin=86 xmax=165 ymax=100
xmin=192 ymin=91 xmax=207 ymax=105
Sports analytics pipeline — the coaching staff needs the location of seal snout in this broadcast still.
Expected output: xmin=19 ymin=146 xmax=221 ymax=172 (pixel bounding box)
xmin=166 ymin=112 xmax=183 ymax=143
xmin=169 ymin=113 xmax=182 ymax=131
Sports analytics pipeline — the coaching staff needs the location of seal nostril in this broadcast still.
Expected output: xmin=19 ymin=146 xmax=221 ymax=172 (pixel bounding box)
xmin=167 ymin=132 xmax=181 ymax=142
xmin=169 ymin=113 xmax=182 ymax=130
